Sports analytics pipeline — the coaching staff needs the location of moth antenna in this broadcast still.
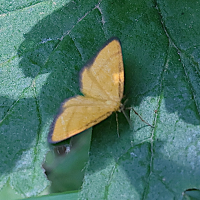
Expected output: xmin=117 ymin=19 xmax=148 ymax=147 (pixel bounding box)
xmin=126 ymin=107 xmax=154 ymax=128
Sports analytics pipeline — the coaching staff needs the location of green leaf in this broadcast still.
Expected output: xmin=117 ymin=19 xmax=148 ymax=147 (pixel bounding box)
xmin=183 ymin=189 xmax=200 ymax=200
xmin=0 ymin=0 xmax=200 ymax=199
xmin=79 ymin=0 xmax=200 ymax=199
xmin=22 ymin=190 xmax=79 ymax=200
